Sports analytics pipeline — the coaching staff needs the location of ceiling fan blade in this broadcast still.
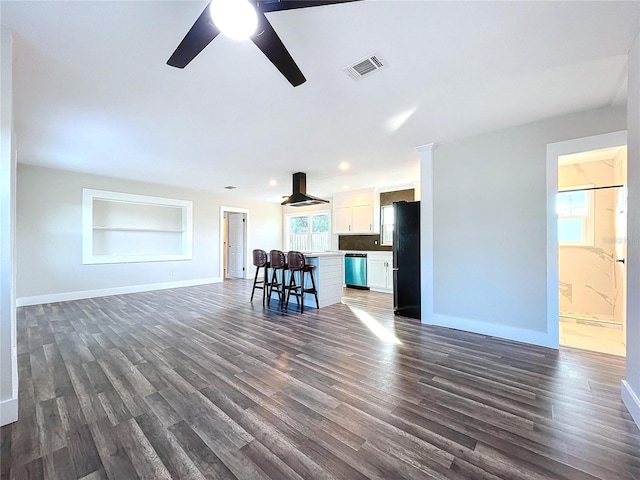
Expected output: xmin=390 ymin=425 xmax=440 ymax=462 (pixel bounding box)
xmin=251 ymin=12 xmax=306 ymax=87
xmin=260 ymin=0 xmax=362 ymax=13
xmin=167 ymin=5 xmax=220 ymax=68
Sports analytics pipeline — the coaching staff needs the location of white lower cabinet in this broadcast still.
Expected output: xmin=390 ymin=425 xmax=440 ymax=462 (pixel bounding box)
xmin=367 ymin=252 xmax=393 ymax=293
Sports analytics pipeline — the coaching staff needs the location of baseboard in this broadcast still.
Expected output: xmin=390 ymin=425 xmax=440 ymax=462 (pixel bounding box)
xmin=425 ymin=312 xmax=557 ymax=349
xmin=622 ymin=380 xmax=640 ymax=430
xmin=16 ymin=277 xmax=222 ymax=307
xmin=0 ymin=396 xmax=18 ymax=427
xmin=369 ymin=287 xmax=392 ymax=294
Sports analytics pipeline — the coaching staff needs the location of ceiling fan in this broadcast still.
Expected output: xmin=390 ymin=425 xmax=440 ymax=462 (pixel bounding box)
xmin=167 ymin=0 xmax=361 ymax=87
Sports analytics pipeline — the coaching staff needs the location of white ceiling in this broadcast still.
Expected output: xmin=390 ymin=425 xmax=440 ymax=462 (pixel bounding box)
xmin=2 ymin=1 xmax=639 ymax=203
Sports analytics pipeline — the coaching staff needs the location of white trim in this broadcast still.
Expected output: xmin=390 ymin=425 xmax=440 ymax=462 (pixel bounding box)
xmin=417 ymin=143 xmax=435 ymax=324
xmin=16 ymin=277 xmax=221 ymax=307
xmin=219 ymin=206 xmax=250 ymax=280
xmin=622 ymin=380 xmax=640 ymax=428
xmin=82 ymin=189 xmax=194 ymax=265
xmin=0 ymin=396 xmax=18 ymax=427
xmin=546 ymin=130 xmax=627 ymax=350
xmin=0 ymin=27 xmax=18 ymax=430
xmin=417 ymin=135 xmax=555 ymax=348
xmin=418 ymin=134 xmax=629 ymax=349
xmin=430 ymin=313 xmax=556 ymax=348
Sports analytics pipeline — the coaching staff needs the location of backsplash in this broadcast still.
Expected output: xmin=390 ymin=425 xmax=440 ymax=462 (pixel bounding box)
xmin=380 ymin=188 xmax=414 ymax=206
xmin=339 ymin=234 xmax=392 ymax=251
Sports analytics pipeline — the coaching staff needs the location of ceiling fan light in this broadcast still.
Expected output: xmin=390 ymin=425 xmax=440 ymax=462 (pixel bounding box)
xmin=210 ymin=0 xmax=258 ymax=41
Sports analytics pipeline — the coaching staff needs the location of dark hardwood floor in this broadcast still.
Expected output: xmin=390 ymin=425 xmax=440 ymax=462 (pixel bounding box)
xmin=2 ymin=280 xmax=639 ymax=479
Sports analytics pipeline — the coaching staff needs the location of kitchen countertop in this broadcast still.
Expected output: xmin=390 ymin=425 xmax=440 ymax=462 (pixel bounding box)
xmin=301 ymin=251 xmax=345 ymax=257
xmin=339 ymin=250 xmax=393 ymax=255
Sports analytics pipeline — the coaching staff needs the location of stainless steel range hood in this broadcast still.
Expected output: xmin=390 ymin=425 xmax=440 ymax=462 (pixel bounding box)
xmin=281 ymin=172 xmax=329 ymax=207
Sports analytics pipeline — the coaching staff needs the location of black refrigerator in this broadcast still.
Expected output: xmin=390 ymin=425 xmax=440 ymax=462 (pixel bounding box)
xmin=393 ymin=201 xmax=421 ymax=319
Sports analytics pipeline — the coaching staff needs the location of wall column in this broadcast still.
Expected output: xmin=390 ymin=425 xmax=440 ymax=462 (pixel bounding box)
xmin=0 ymin=25 xmax=18 ymax=426
xmin=623 ymin=31 xmax=640 ymax=429
xmin=416 ymin=143 xmax=435 ymax=324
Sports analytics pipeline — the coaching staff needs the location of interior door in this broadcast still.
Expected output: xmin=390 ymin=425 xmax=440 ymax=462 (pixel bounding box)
xmin=227 ymin=213 xmax=245 ymax=279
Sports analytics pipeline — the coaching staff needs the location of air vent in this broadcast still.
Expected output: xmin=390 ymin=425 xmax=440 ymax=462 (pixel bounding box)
xmin=344 ymin=54 xmax=386 ymax=80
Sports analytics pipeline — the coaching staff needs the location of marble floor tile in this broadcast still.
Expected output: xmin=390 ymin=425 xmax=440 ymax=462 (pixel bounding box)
xmin=559 ymin=318 xmax=625 ymax=357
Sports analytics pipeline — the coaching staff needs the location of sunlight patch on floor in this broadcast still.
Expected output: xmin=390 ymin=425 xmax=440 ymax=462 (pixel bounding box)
xmin=349 ymin=306 xmax=401 ymax=344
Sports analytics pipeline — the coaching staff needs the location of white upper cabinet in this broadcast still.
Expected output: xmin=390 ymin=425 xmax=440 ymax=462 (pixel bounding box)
xmin=333 ymin=205 xmax=352 ymax=233
xmin=332 ymin=190 xmax=376 ymax=234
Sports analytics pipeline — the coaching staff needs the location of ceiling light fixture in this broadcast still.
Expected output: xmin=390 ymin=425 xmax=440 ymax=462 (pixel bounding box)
xmin=339 ymin=161 xmax=350 ymax=171
xmin=209 ymin=0 xmax=258 ymax=41
xmin=269 ymin=180 xmax=277 ymax=186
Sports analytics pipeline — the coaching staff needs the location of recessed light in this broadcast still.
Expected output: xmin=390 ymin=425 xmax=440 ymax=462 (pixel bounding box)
xmin=343 ymin=185 xmax=349 ymax=190
xmin=269 ymin=180 xmax=277 ymax=186
xmin=339 ymin=161 xmax=350 ymax=171
xmin=224 ymin=186 xmax=237 ymax=190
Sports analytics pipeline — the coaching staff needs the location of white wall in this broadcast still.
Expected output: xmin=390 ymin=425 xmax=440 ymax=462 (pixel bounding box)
xmin=420 ymin=106 xmax=627 ymax=347
xmin=16 ymin=165 xmax=282 ymax=304
xmin=623 ymin=31 xmax=640 ymax=428
xmin=0 ymin=26 xmax=18 ymax=426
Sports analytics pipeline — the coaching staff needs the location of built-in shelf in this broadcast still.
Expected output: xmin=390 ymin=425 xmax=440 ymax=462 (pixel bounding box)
xmin=92 ymin=226 xmax=186 ymax=232
xmin=82 ymin=189 xmax=193 ymax=265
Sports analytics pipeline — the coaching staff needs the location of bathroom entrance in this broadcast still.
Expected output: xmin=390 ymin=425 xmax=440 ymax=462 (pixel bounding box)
xmin=557 ymin=145 xmax=627 ymax=356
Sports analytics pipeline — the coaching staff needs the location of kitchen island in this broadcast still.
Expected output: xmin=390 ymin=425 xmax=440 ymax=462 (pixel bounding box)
xmin=270 ymin=251 xmax=345 ymax=309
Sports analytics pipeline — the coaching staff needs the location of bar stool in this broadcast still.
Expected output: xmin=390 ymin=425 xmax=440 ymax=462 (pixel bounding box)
xmin=285 ymin=251 xmax=319 ymax=313
xmin=250 ymin=249 xmax=270 ymax=305
xmin=267 ymin=250 xmax=288 ymax=309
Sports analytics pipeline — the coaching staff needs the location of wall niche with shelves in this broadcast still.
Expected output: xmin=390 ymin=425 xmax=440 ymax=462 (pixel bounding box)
xmin=82 ymin=189 xmax=193 ymax=264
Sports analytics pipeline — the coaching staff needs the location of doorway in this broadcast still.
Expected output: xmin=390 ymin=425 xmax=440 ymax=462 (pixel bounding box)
xmin=547 ymin=131 xmax=627 ymax=356
xmin=557 ymin=147 xmax=627 ymax=356
xmin=220 ymin=206 xmax=249 ymax=281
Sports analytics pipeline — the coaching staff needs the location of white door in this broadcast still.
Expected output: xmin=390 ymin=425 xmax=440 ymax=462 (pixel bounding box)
xmin=227 ymin=213 xmax=245 ymax=279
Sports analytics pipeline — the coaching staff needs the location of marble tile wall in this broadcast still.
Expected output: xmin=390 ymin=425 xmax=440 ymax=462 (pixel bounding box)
xmin=558 ymin=157 xmax=623 ymax=323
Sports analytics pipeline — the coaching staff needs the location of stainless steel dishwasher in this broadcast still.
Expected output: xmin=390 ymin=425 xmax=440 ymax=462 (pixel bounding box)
xmin=344 ymin=253 xmax=368 ymax=289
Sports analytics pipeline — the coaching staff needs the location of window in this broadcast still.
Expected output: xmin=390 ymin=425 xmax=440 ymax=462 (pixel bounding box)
xmin=557 ymin=189 xmax=593 ymax=245
xmin=285 ymin=211 xmax=330 ymax=252
xmin=381 ymin=205 xmax=394 ymax=245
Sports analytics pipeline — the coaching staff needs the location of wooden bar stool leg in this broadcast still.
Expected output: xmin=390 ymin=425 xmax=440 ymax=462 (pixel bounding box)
xmin=300 ymin=269 xmax=305 ymax=313
xmin=267 ymin=268 xmax=277 ymax=306
xmin=278 ymin=268 xmax=286 ymax=310
xmin=294 ymin=271 xmax=301 ymax=307
xmin=262 ymin=266 xmax=268 ymax=305
xmin=285 ymin=270 xmax=292 ymax=309
xmin=250 ymin=265 xmax=260 ymax=302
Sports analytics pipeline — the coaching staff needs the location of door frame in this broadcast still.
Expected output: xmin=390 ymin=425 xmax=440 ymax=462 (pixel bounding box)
xmin=545 ymin=130 xmax=627 ymax=348
xmin=219 ymin=206 xmax=249 ymax=280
